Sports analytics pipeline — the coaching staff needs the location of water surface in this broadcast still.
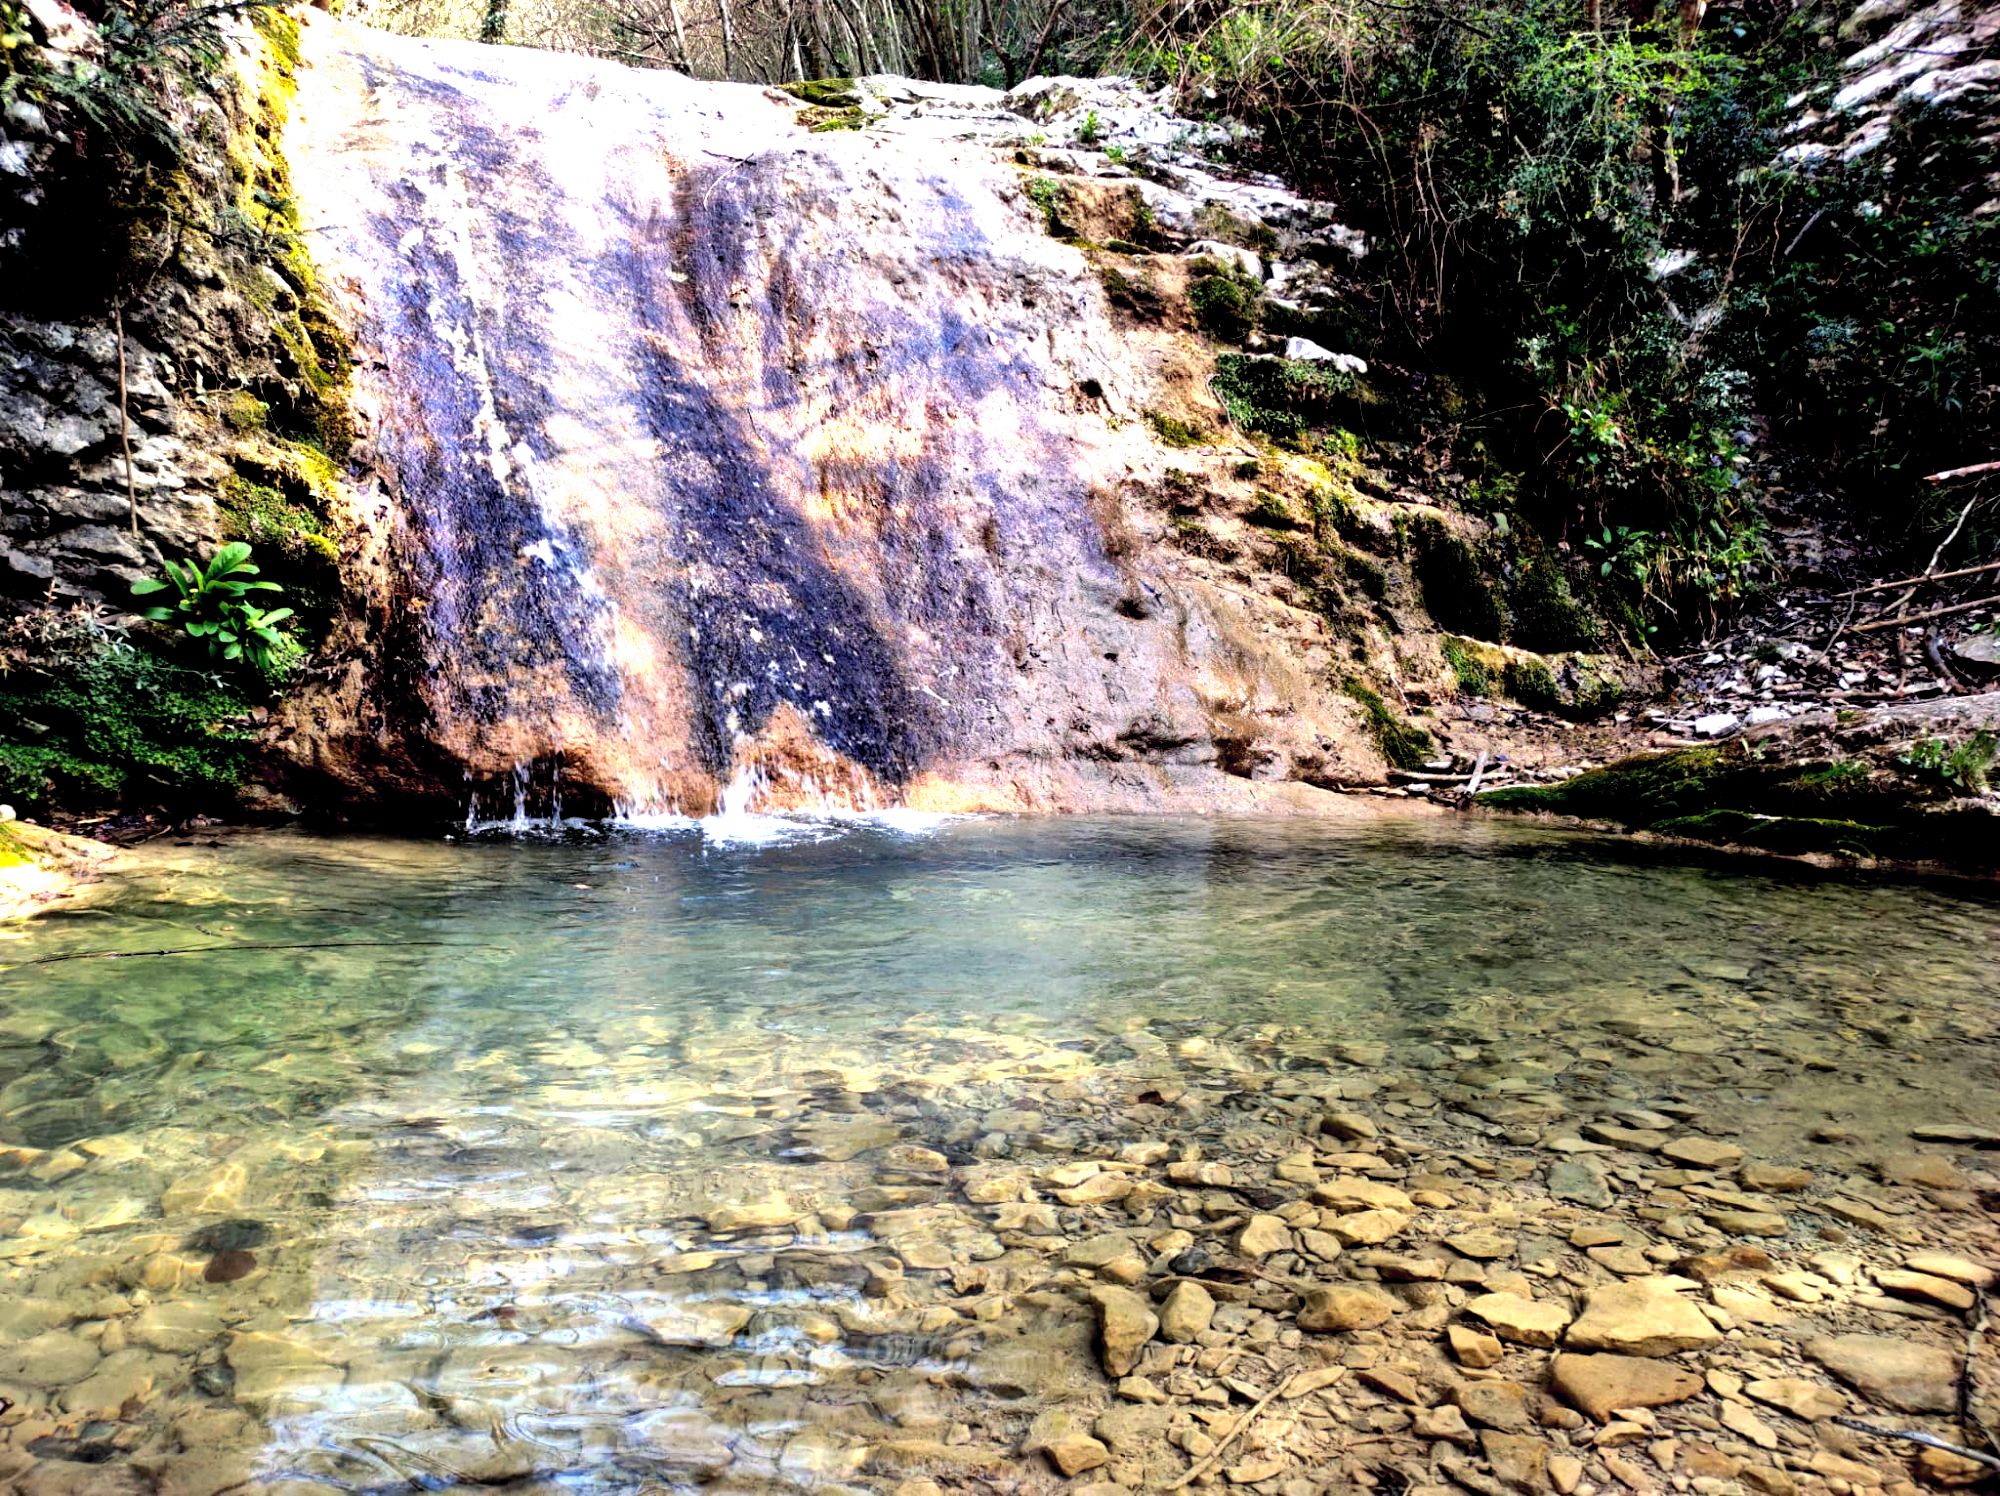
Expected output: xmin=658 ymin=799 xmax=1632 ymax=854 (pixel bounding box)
xmin=0 ymin=816 xmax=1995 ymax=1489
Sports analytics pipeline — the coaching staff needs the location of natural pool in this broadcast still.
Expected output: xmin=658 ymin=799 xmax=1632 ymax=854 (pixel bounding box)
xmin=0 ymin=815 xmax=1995 ymax=1492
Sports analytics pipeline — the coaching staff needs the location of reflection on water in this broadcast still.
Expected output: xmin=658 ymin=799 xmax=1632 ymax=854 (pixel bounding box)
xmin=0 ymin=816 xmax=1995 ymax=1491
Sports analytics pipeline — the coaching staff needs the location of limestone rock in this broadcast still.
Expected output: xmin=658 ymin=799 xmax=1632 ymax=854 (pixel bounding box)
xmin=160 ymin=1161 xmax=248 ymax=1215
xmin=1465 ymin=1292 xmax=1573 ymax=1348
xmin=1808 ymin=1334 xmax=1958 ymax=1413
xmin=1550 ymin=1353 xmax=1703 ymax=1421
xmin=1564 ymin=1281 xmax=1721 ymax=1357
xmin=1479 ymin=1430 xmax=1550 ymax=1491
xmin=1456 ymin=1379 xmax=1533 ymax=1432
xmin=1024 ymin=1410 xmax=1109 ymax=1476
xmin=1743 ymin=1377 xmax=1846 ymax=1421
xmin=1091 ymin=1286 xmax=1158 ymax=1377
xmin=1449 ymin=1325 xmax=1506 ymax=1369
xmin=1313 ymin=1177 xmax=1413 ymax=1213
xmin=1329 ymin=1209 xmax=1410 ymax=1245
xmin=1158 ymin=1281 xmax=1215 ymax=1343
xmin=0 ymin=1329 xmax=100 ymax=1386
xmin=1237 ymin=1214 xmax=1291 ymax=1258
xmin=1298 ymin=1284 xmax=1395 ymax=1332
xmin=1661 ymin=1137 xmax=1743 ymax=1169
xmin=1875 ymin=1269 xmax=1976 ymax=1311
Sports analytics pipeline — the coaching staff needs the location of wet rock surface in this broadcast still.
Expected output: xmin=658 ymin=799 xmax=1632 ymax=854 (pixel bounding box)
xmin=0 ymin=820 xmax=1994 ymax=1492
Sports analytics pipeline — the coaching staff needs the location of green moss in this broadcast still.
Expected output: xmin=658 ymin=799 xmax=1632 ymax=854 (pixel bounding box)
xmin=1247 ymin=490 xmax=1298 ymax=528
xmin=1345 ymin=681 xmax=1433 ymax=771
xmin=1337 ymin=546 xmax=1388 ymax=602
xmin=1648 ymin=809 xmax=1892 ymax=857
xmin=1509 ymin=555 xmax=1603 ymax=652
xmin=801 ymin=105 xmax=867 ymax=132
xmin=1411 ymin=516 xmax=1506 ymax=641
xmin=1441 ymin=636 xmax=1491 ymax=695
xmin=1025 ymin=175 xmax=1067 ymax=234
xmin=1479 ymin=748 xmax=1729 ymax=824
xmin=1501 ymin=655 xmax=1560 ymax=710
xmin=0 ymin=630 xmax=255 ymax=815
xmin=1144 ymin=410 xmax=1206 ymax=447
xmin=1212 ymin=354 xmax=1359 ymax=445
xmin=781 ymin=77 xmax=862 ymax=108
xmin=0 ymin=824 xmax=31 ymax=870
xmin=1188 ymin=269 xmax=1261 ymax=343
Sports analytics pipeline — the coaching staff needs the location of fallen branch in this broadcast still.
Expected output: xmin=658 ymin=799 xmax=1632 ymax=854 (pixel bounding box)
xmin=1831 ymin=1418 xmax=2000 ymax=1473
xmin=1852 ymin=595 xmax=2000 ymax=634
xmin=2 ymin=939 xmax=473 ymax=971
xmin=1924 ymin=460 xmax=2000 ymax=484
xmin=1465 ymin=748 xmax=1490 ymax=795
xmin=1164 ymin=1371 xmax=1298 ymax=1489
xmin=1831 ymin=558 xmax=2000 ymax=599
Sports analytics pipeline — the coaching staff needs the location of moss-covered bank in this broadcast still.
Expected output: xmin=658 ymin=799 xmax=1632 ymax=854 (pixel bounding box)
xmin=1479 ymin=742 xmax=2000 ymax=870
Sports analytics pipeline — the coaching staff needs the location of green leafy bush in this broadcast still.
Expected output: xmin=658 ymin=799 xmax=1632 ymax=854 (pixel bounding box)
xmin=133 ymin=542 xmax=299 ymax=677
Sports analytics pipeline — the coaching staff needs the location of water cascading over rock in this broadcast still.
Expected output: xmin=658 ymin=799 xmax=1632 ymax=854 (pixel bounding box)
xmin=286 ymin=23 xmax=1377 ymax=816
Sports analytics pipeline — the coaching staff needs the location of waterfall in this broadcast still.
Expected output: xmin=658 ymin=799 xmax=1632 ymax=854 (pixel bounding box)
xmin=288 ymin=21 xmax=1369 ymax=817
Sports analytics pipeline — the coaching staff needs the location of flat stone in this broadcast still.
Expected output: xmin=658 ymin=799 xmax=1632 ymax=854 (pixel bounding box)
xmin=1705 ymin=1210 xmax=1789 ymax=1238
xmin=1662 ymin=1138 xmax=1744 ymax=1169
xmin=1298 ymin=1284 xmax=1395 ymax=1332
xmin=1456 ymin=1379 xmax=1534 ymax=1431
xmin=0 ymin=1329 xmax=100 ymax=1386
xmin=1313 ymin=1178 xmax=1413 ymax=1213
xmin=1551 ymin=1353 xmax=1702 ymax=1422
xmin=631 ymin=1298 xmax=752 ymax=1348
xmin=1721 ymin=1400 xmax=1779 ymax=1450
xmin=1808 ymin=1334 xmax=1958 ymax=1413
xmin=1743 ymin=1377 xmax=1846 ymax=1421
xmin=1582 ymin=1123 xmax=1668 ymax=1152
xmin=1091 ymin=1286 xmax=1158 ymax=1377
xmin=1875 ymin=1269 xmax=1976 ymax=1311
xmin=1880 ymin=1155 xmax=1971 ymax=1191
xmin=1564 ymin=1281 xmax=1721 ymax=1357
xmin=705 ymin=1200 xmax=796 ymax=1232
xmin=1446 ymin=1230 xmax=1514 ymax=1260
xmin=1739 ymin=1163 xmax=1813 ymax=1192
xmin=1328 ymin=1208 xmax=1409 ymax=1245
xmin=1158 ymin=1281 xmax=1215 ymax=1343
xmin=1548 ymin=1158 xmax=1613 ymax=1208
xmin=1465 ymin=1292 xmax=1572 ymax=1348
xmin=1359 ymin=1367 xmax=1424 ymax=1404
xmin=1904 ymin=1253 xmax=1997 ymax=1289
xmin=128 ymin=1301 xmax=225 ymax=1355
xmin=161 ymin=1161 xmax=248 ymax=1215
xmin=1480 ymin=1430 xmax=1550 ymax=1491
xmin=1909 ymin=1125 xmax=2000 ymax=1147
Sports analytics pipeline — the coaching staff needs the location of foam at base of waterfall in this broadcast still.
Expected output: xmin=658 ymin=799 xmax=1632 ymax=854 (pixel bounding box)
xmin=617 ymin=768 xmax=961 ymax=847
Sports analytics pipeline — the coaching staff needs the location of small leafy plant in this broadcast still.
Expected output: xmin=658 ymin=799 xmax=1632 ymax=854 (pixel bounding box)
xmin=132 ymin=542 xmax=297 ymax=674
xmin=1897 ymin=731 xmax=1995 ymax=794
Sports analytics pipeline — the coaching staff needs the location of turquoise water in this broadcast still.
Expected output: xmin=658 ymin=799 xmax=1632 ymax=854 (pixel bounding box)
xmin=0 ymin=816 xmax=1995 ymax=1490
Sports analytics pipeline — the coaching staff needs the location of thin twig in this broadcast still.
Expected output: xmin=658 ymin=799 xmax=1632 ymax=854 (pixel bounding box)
xmin=113 ymin=304 xmax=138 ymax=537
xmin=1163 ymin=1371 xmax=1298 ymax=1489
xmin=3 ymin=940 xmax=474 ymax=971
xmin=1831 ymin=1418 xmax=2000 ymax=1473
xmin=1852 ymin=595 xmax=2000 ymax=634
xmin=1812 ymin=593 xmax=1861 ymax=672
xmin=1924 ymin=460 xmax=2000 ymax=485
xmin=1831 ymin=559 xmax=2000 ymax=599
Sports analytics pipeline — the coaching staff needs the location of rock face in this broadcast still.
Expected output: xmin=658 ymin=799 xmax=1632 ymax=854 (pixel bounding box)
xmin=282 ymin=19 xmax=1386 ymax=817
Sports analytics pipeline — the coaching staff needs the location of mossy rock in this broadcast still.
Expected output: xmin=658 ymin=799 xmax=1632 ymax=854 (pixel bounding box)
xmin=781 ymin=77 xmax=862 ymax=108
xmin=1410 ymin=516 xmax=1506 ymax=642
xmin=1144 ymin=410 xmax=1205 ymax=448
xmin=1189 ymin=269 xmax=1260 ymax=343
xmin=1213 ymin=354 xmax=1361 ymax=445
xmin=1345 ymin=681 xmax=1432 ymax=771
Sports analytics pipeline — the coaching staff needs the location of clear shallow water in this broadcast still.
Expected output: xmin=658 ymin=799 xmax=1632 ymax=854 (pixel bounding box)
xmin=0 ymin=816 xmax=1997 ymax=1491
